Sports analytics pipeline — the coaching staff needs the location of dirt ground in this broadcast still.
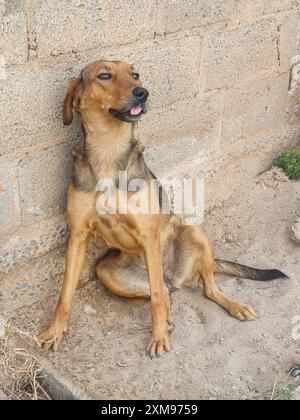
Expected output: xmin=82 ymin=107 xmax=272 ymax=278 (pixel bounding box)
xmin=11 ymin=168 xmax=300 ymax=400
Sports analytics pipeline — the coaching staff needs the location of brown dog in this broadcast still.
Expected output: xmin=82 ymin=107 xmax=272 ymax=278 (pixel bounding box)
xmin=40 ymin=60 xmax=286 ymax=357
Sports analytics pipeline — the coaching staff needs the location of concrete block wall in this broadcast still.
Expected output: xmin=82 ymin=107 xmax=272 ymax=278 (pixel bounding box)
xmin=1 ymin=1 xmax=300 ymax=313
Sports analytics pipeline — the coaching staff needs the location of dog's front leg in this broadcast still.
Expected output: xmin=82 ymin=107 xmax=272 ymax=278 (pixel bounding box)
xmin=144 ymin=239 xmax=171 ymax=358
xmin=40 ymin=228 xmax=90 ymax=351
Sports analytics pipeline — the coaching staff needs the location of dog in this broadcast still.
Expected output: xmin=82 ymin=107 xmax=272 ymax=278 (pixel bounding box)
xmin=40 ymin=60 xmax=287 ymax=357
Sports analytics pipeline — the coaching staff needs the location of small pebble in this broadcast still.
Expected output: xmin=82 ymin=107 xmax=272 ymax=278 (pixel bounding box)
xmin=116 ymin=361 xmax=128 ymax=367
xmin=292 ymin=369 xmax=300 ymax=379
xmin=259 ymin=366 xmax=267 ymax=375
xmin=292 ymin=386 xmax=300 ymax=400
xmin=83 ymin=304 xmax=97 ymax=315
xmin=85 ymin=361 xmax=93 ymax=370
xmin=291 ymin=219 xmax=300 ymax=244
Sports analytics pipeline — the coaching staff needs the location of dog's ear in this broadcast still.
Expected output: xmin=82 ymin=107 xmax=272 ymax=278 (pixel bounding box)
xmin=63 ymin=77 xmax=83 ymax=126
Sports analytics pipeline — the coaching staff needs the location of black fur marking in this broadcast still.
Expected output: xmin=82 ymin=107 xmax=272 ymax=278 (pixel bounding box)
xmin=72 ymin=153 xmax=97 ymax=192
xmin=259 ymin=268 xmax=289 ymax=281
xmin=133 ymin=153 xmax=153 ymax=181
xmin=148 ymin=168 xmax=169 ymax=210
xmin=215 ymin=259 xmax=288 ymax=281
xmin=116 ymin=140 xmax=136 ymax=172
xmin=97 ymin=247 xmax=121 ymax=264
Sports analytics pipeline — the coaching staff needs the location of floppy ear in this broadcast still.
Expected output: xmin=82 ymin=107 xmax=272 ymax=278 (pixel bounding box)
xmin=63 ymin=77 xmax=83 ymax=126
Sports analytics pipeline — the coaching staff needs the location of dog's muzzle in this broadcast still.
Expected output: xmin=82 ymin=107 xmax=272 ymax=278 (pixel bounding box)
xmin=109 ymin=88 xmax=149 ymax=123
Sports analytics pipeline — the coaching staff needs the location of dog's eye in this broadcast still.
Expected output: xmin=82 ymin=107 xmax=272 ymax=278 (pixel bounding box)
xmin=132 ymin=73 xmax=140 ymax=80
xmin=98 ymin=73 xmax=112 ymax=80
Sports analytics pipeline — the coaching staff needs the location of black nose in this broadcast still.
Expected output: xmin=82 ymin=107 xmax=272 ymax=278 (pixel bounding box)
xmin=133 ymin=87 xmax=149 ymax=102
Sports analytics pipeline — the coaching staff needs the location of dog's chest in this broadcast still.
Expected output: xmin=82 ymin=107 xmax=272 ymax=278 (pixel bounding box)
xmin=93 ymin=214 xmax=140 ymax=253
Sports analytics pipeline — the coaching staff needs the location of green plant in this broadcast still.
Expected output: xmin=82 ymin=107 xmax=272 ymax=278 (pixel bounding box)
xmin=265 ymin=383 xmax=298 ymax=400
xmin=274 ymin=146 xmax=300 ymax=180
xmin=265 ymin=362 xmax=300 ymax=400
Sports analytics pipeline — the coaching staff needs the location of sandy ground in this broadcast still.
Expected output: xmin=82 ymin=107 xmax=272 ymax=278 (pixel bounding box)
xmin=11 ymin=168 xmax=300 ymax=400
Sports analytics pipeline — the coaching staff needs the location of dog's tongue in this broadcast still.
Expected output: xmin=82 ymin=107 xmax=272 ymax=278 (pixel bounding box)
xmin=130 ymin=105 xmax=142 ymax=116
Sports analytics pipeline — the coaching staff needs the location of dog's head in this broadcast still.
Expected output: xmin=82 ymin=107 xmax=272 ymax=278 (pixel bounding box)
xmin=63 ymin=60 xmax=148 ymax=126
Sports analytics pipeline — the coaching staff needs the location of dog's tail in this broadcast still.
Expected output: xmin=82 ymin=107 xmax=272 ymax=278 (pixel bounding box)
xmin=214 ymin=259 xmax=288 ymax=281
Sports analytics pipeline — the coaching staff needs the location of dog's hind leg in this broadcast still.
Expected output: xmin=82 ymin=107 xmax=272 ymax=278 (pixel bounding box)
xmin=198 ymin=233 xmax=256 ymax=321
xmin=174 ymin=225 xmax=256 ymax=321
xmin=201 ymin=262 xmax=256 ymax=321
xmin=96 ymin=250 xmax=174 ymax=328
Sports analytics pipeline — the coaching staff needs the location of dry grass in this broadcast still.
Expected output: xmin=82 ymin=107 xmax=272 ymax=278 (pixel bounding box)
xmin=0 ymin=317 xmax=50 ymax=400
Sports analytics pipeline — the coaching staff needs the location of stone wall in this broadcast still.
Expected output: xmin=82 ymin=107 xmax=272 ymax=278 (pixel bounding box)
xmin=1 ymin=0 xmax=300 ymax=313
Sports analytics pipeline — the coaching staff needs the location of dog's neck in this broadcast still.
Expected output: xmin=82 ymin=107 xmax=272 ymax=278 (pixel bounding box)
xmin=83 ymin=114 xmax=134 ymax=181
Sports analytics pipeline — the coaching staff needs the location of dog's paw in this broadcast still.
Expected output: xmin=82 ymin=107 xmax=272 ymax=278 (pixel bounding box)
xmin=39 ymin=324 xmax=66 ymax=352
xmin=147 ymin=331 xmax=172 ymax=358
xmin=229 ymin=302 xmax=256 ymax=321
